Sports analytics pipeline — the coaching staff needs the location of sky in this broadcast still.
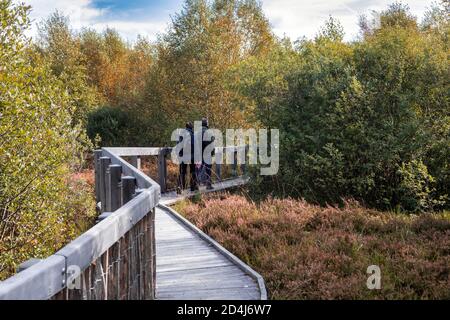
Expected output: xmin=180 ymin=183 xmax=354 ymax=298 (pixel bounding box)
xmin=21 ymin=0 xmax=432 ymax=42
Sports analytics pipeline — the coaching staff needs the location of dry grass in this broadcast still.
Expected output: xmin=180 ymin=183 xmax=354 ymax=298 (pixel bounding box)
xmin=174 ymin=193 xmax=450 ymax=300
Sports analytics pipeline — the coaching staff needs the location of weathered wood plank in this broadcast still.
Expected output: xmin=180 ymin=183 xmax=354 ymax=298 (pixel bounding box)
xmin=160 ymin=177 xmax=249 ymax=205
xmin=94 ymin=150 xmax=102 ymax=203
xmin=155 ymin=206 xmax=264 ymax=300
xmin=99 ymin=157 xmax=111 ymax=213
xmin=157 ymin=287 xmax=260 ymax=300
xmin=158 ymin=272 xmax=254 ymax=287
xmin=157 ymin=261 xmax=234 ymax=273
xmin=103 ymin=147 xmax=161 ymax=157
xmin=109 ymin=164 xmax=122 ymax=212
xmin=156 ymin=240 xmax=209 ymax=250
xmin=130 ymin=156 xmax=141 ymax=170
xmin=157 ymin=265 xmax=250 ymax=282
xmin=158 ymin=148 xmax=168 ymax=193
xmin=157 ymin=247 xmax=217 ymax=257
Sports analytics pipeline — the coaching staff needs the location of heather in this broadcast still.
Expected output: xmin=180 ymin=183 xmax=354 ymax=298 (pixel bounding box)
xmin=175 ymin=194 xmax=450 ymax=299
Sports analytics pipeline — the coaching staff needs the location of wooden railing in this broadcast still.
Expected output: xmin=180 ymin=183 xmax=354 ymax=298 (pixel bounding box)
xmin=0 ymin=145 xmax=249 ymax=300
xmin=0 ymin=148 xmax=160 ymax=300
xmin=156 ymin=145 xmax=249 ymax=193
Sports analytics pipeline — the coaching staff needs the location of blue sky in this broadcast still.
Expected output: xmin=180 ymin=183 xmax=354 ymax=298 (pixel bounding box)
xmin=23 ymin=0 xmax=432 ymax=42
xmin=91 ymin=0 xmax=181 ymax=20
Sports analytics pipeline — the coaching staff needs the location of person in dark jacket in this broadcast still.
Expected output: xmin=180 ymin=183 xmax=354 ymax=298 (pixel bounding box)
xmin=201 ymin=117 xmax=214 ymax=190
xmin=178 ymin=122 xmax=198 ymax=193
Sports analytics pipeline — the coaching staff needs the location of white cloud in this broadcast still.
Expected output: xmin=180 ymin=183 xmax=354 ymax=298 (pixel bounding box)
xmin=262 ymin=0 xmax=431 ymax=41
xmin=23 ymin=0 xmax=104 ymax=30
xmin=22 ymin=0 xmax=104 ymax=39
xmin=89 ymin=20 xmax=169 ymax=41
xmin=22 ymin=0 xmax=168 ymax=41
xmin=20 ymin=0 xmax=432 ymax=42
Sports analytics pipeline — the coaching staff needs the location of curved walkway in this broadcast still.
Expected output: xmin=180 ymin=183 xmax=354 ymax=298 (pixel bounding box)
xmin=155 ymin=203 xmax=266 ymax=300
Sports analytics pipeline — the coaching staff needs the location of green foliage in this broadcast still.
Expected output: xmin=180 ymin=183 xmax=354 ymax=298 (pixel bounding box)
xmin=86 ymin=106 xmax=163 ymax=147
xmin=36 ymin=11 xmax=99 ymax=126
xmin=139 ymin=0 xmax=275 ymax=143
xmin=397 ymin=160 xmax=442 ymax=212
xmin=0 ymin=0 xmax=95 ymax=279
xmin=227 ymin=39 xmax=300 ymax=127
xmin=235 ymin=3 xmax=449 ymax=212
xmin=87 ymin=106 xmax=133 ymax=147
xmin=316 ymin=16 xmax=345 ymax=42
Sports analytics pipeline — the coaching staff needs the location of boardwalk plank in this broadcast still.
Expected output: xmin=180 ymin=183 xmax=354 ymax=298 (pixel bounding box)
xmin=157 ymin=265 xmax=248 ymax=281
xmin=160 ymin=177 xmax=249 ymax=206
xmin=155 ymin=206 xmax=264 ymax=300
xmin=157 ymin=274 xmax=254 ymax=289
xmin=157 ymin=260 xmax=233 ymax=273
xmin=157 ymin=287 xmax=260 ymax=300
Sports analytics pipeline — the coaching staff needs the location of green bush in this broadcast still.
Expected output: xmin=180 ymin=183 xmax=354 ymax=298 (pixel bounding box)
xmin=87 ymin=105 xmax=166 ymax=147
xmin=397 ymin=160 xmax=443 ymax=212
xmin=235 ymin=4 xmax=449 ymax=212
xmin=87 ymin=106 xmax=133 ymax=147
xmin=0 ymin=0 xmax=95 ymax=279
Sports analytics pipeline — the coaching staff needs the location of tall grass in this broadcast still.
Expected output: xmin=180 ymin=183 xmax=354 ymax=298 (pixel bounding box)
xmin=175 ymin=194 xmax=450 ymax=299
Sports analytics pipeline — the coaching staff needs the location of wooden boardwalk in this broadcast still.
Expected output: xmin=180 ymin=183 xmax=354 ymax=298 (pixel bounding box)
xmin=160 ymin=176 xmax=249 ymax=206
xmin=155 ymin=203 xmax=266 ymax=300
xmin=0 ymin=148 xmax=264 ymax=300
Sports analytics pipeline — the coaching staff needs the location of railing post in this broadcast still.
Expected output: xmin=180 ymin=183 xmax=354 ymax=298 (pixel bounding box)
xmin=130 ymin=156 xmax=141 ymax=170
xmin=240 ymin=145 xmax=248 ymax=176
xmin=158 ymin=148 xmax=167 ymax=193
xmin=108 ymin=164 xmax=122 ymax=212
xmin=99 ymin=156 xmax=111 ymax=213
xmin=232 ymin=150 xmax=238 ymax=176
xmin=151 ymin=207 xmax=156 ymax=299
xmin=122 ymin=176 xmax=136 ymax=205
xmin=94 ymin=150 xmax=102 ymax=203
xmin=215 ymin=148 xmax=222 ymax=182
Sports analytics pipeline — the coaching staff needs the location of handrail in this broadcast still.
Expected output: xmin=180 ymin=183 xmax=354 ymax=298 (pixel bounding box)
xmin=0 ymin=148 xmax=160 ymax=300
xmin=103 ymin=146 xmax=248 ymax=156
xmin=0 ymin=145 xmax=252 ymax=300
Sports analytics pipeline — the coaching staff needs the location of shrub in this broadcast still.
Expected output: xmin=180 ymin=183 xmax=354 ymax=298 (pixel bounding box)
xmin=235 ymin=4 xmax=449 ymax=212
xmin=87 ymin=105 xmax=163 ymax=147
xmin=87 ymin=106 xmax=133 ymax=147
xmin=0 ymin=0 xmax=96 ymax=279
xmin=397 ymin=160 xmax=443 ymax=212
